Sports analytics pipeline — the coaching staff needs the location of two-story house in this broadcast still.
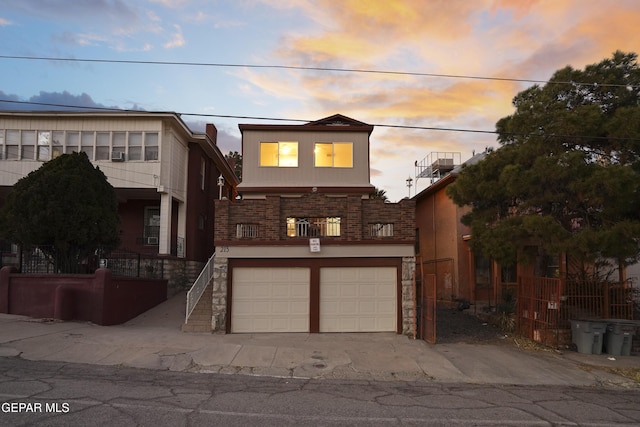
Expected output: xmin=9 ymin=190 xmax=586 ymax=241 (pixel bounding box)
xmin=0 ymin=111 xmax=238 ymax=293
xmin=202 ymin=114 xmax=416 ymax=335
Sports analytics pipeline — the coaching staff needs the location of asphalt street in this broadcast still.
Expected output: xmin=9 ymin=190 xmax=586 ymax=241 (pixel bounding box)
xmin=1 ymin=357 xmax=639 ymax=426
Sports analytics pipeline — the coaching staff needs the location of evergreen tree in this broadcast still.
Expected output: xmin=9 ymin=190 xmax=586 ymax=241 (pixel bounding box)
xmin=0 ymin=152 xmax=120 ymax=273
xmin=447 ymin=51 xmax=640 ymax=272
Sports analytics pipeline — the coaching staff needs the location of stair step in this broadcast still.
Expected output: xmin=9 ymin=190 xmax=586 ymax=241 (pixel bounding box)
xmin=181 ymin=323 xmax=212 ymax=333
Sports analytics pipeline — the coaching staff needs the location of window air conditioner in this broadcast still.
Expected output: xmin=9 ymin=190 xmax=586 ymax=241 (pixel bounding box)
xmin=111 ymin=151 xmax=125 ymax=161
xmin=146 ymin=237 xmax=159 ymax=245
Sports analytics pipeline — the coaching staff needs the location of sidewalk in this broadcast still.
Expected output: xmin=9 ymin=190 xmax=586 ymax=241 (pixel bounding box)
xmin=1 ymin=292 xmax=638 ymax=388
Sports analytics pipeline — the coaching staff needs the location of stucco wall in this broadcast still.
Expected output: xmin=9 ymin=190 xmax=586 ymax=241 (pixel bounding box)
xmin=0 ymin=267 xmax=167 ymax=325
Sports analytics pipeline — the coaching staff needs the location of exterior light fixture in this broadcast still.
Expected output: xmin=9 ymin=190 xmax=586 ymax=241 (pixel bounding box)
xmin=406 ymin=176 xmax=413 ymax=197
xmin=217 ymin=174 xmax=225 ymax=199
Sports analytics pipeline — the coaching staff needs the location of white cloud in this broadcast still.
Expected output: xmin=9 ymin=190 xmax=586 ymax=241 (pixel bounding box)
xmin=0 ymin=17 xmax=12 ymax=26
xmin=164 ymin=24 xmax=185 ymax=49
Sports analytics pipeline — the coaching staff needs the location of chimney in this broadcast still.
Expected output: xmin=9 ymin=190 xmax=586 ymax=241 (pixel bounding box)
xmin=206 ymin=123 xmax=218 ymax=144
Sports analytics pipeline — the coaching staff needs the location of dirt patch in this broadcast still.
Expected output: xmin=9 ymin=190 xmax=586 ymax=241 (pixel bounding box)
xmin=435 ymin=307 xmax=509 ymax=344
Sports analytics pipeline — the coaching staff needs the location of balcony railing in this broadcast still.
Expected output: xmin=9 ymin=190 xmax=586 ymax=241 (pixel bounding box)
xmin=287 ymin=217 xmax=341 ymax=237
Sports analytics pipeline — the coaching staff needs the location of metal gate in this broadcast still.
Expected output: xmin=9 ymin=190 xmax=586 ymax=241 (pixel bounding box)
xmin=422 ymin=273 xmax=437 ymax=344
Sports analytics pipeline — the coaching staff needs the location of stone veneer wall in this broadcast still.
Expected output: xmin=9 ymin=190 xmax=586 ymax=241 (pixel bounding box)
xmin=211 ymin=256 xmax=229 ymax=332
xmin=402 ymin=256 xmax=417 ymax=337
xmin=163 ymin=259 xmax=205 ymax=297
xmin=208 ymin=256 xmax=417 ymax=335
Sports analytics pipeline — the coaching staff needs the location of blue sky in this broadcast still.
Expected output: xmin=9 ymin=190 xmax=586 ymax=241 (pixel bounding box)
xmin=1 ymin=0 xmax=640 ymax=201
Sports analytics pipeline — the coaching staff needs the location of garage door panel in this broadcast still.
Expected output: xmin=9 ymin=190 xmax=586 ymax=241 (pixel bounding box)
xmin=320 ymin=267 xmax=397 ymax=333
xmin=232 ymin=267 xmax=310 ymax=333
xmin=358 ymin=301 xmax=376 ymax=313
xmin=322 ymin=284 xmax=339 ymax=298
xmin=340 ymin=285 xmax=358 ymax=298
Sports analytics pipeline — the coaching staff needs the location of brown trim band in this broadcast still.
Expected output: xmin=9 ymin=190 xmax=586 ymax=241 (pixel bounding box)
xmin=237 ymin=186 xmax=375 ymax=195
xmin=215 ymin=239 xmax=416 ymax=247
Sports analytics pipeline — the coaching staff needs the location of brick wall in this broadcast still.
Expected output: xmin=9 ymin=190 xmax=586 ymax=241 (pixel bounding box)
xmin=215 ymin=194 xmax=415 ymax=243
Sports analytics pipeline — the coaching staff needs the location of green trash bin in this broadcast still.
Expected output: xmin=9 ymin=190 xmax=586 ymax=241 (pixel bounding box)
xmin=571 ymin=319 xmax=607 ymax=354
xmin=605 ymin=320 xmax=637 ymax=356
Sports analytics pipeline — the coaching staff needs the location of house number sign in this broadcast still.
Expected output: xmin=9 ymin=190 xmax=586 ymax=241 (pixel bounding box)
xmin=309 ymin=238 xmax=321 ymax=253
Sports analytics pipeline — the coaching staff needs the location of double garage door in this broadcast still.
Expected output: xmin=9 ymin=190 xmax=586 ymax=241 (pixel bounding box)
xmin=231 ymin=266 xmax=397 ymax=333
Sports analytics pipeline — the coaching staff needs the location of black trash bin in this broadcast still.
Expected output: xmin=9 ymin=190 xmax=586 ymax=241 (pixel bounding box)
xmin=605 ymin=320 xmax=636 ymax=356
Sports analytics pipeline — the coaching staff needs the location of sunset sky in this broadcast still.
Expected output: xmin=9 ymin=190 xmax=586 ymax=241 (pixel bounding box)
xmin=1 ymin=0 xmax=640 ymax=201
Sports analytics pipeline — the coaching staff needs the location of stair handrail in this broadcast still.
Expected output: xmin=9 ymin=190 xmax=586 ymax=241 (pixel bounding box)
xmin=185 ymin=252 xmax=216 ymax=323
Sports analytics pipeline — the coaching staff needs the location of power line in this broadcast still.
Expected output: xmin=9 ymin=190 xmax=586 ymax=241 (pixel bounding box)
xmin=0 ymin=98 xmax=497 ymax=135
xmin=0 ymin=54 xmax=638 ymax=89
xmin=3 ymin=98 xmax=640 ymax=142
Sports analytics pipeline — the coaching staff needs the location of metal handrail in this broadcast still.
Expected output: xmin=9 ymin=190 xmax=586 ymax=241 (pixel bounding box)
xmin=185 ymin=252 xmax=216 ymax=323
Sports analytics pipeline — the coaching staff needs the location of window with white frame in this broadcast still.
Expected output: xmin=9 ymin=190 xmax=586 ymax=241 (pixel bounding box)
xmin=369 ymin=223 xmax=394 ymax=237
xmin=286 ymin=217 xmax=341 ymax=237
xmin=0 ymin=128 xmax=162 ymax=162
xmin=52 ymin=131 xmax=63 ymax=158
xmin=314 ymin=142 xmax=353 ymax=168
xmin=144 ymin=132 xmax=159 ymax=160
xmin=65 ymin=131 xmax=79 ymax=154
xmin=95 ymin=132 xmax=110 ymax=160
xmin=128 ymin=132 xmax=142 ymax=160
xmin=5 ymin=130 xmax=18 ymax=159
xmin=81 ymin=131 xmax=94 ymax=159
xmin=21 ymin=130 xmax=35 ymax=160
xmin=112 ymin=132 xmax=126 ymax=159
xmin=144 ymin=206 xmax=160 ymax=245
xmin=260 ymin=141 xmax=298 ymax=167
xmin=37 ymin=131 xmax=50 ymax=161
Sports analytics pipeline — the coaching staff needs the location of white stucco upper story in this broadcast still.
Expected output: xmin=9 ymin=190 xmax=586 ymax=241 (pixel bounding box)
xmin=0 ymin=111 xmax=204 ymax=202
xmin=237 ymin=115 xmax=375 ymax=193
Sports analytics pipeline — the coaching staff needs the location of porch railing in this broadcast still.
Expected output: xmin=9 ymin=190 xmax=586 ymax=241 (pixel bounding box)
xmin=185 ymin=252 xmax=216 ymax=323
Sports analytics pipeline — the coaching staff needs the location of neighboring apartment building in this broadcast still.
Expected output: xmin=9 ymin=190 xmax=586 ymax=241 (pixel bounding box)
xmin=0 ymin=111 xmax=238 ymax=292
xmin=413 ymin=156 xmax=476 ymax=305
xmin=205 ymin=114 xmax=416 ymax=335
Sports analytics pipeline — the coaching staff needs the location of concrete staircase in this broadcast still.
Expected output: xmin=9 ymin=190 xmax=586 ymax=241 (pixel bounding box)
xmin=181 ymin=283 xmax=213 ymax=332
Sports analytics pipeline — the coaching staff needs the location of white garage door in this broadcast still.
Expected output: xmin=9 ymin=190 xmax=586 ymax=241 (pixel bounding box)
xmin=232 ymin=267 xmax=310 ymax=333
xmin=320 ymin=267 xmax=397 ymax=332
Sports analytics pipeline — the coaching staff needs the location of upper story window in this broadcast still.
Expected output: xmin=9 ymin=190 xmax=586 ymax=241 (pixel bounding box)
xmin=0 ymin=129 xmax=160 ymax=162
xmin=287 ymin=217 xmax=341 ymax=237
xmin=95 ymin=132 xmax=110 ymax=160
xmin=128 ymin=132 xmax=143 ymax=160
xmin=37 ymin=131 xmax=50 ymax=160
xmin=260 ymin=141 xmax=298 ymax=167
xmin=21 ymin=131 xmax=36 ymax=160
xmin=5 ymin=130 xmax=19 ymax=160
xmin=144 ymin=132 xmax=159 ymax=160
xmin=81 ymin=131 xmax=94 ymax=160
xmin=314 ymin=142 xmax=353 ymax=168
xmin=65 ymin=131 xmax=79 ymax=155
